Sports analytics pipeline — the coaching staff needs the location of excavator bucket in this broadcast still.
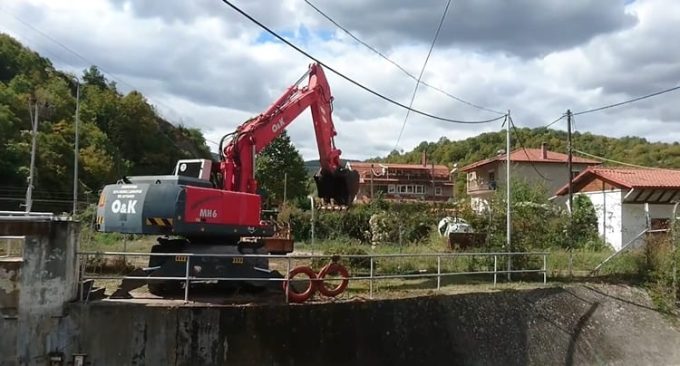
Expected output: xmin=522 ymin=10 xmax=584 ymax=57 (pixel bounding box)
xmin=314 ymin=167 xmax=360 ymax=206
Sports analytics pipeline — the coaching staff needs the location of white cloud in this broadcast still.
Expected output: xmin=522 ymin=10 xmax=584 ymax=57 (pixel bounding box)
xmin=1 ymin=0 xmax=679 ymax=162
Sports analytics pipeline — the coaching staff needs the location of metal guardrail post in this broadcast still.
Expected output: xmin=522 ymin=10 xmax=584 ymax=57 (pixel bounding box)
xmin=568 ymin=250 xmax=573 ymax=278
xmin=436 ymin=256 xmax=441 ymax=290
xmin=543 ymin=254 xmax=547 ymax=284
xmin=369 ymin=256 xmax=374 ymax=299
xmin=79 ymin=253 xmax=85 ymax=302
xmin=285 ymin=257 xmax=291 ymax=304
xmin=184 ymin=256 xmax=191 ymax=303
xmin=493 ymin=255 xmax=499 ymax=286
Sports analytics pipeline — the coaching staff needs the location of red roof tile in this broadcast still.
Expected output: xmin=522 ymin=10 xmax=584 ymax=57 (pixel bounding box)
xmin=461 ymin=148 xmax=600 ymax=172
xmin=555 ymin=167 xmax=680 ymax=195
xmin=349 ymin=162 xmax=451 ymax=179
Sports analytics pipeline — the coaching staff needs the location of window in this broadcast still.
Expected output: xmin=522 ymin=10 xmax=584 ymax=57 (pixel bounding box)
xmin=399 ymin=185 xmax=407 ymax=193
xmin=388 ymin=185 xmax=396 ymax=193
xmin=435 ymin=187 xmax=443 ymax=196
xmin=407 ymin=185 xmax=414 ymax=193
xmin=415 ymin=185 xmax=424 ymax=194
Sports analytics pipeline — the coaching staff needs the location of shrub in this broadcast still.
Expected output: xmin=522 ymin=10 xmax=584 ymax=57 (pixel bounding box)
xmin=284 ymin=199 xmax=455 ymax=245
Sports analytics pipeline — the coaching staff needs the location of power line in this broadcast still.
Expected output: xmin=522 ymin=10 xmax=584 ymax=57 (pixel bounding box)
xmin=573 ymin=84 xmax=680 ymax=116
xmin=219 ymin=0 xmax=507 ymax=125
xmin=303 ymin=0 xmax=505 ymax=116
xmin=573 ymin=149 xmax=673 ymax=170
xmin=509 ymin=116 xmax=552 ymax=181
xmin=395 ymin=0 xmax=452 ymax=150
xmin=543 ymin=114 xmax=566 ymax=128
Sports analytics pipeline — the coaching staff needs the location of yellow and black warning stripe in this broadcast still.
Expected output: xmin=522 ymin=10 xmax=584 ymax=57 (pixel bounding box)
xmin=145 ymin=217 xmax=174 ymax=227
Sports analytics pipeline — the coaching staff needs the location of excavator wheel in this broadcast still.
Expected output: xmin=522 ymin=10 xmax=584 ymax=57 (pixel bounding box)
xmin=315 ymin=167 xmax=360 ymax=205
xmin=148 ymin=273 xmax=182 ymax=296
xmin=147 ymin=239 xmax=187 ymax=296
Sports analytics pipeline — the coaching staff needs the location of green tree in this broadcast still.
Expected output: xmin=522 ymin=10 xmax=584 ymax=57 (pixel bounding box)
xmin=571 ymin=194 xmax=602 ymax=249
xmin=0 ymin=33 xmax=211 ymax=212
xmin=255 ymin=131 xmax=308 ymax=206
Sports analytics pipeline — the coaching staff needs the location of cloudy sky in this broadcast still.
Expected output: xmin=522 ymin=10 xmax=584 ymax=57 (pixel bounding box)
xmin=1 ymin=0 xmax=679 ymax=161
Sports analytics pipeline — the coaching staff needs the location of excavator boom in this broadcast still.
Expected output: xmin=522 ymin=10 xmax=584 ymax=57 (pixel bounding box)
xmin=219 ymin=63 xmax=359 ymax=205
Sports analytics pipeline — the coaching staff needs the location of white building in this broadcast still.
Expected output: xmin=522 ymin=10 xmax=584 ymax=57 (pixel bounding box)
xmin=556 ymin=167 xmax=680 ymax=251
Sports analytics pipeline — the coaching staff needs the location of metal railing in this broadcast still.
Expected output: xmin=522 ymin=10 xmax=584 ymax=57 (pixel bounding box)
xmin=77 ymin=251 xmax=549 ymax=303
xmin=0 ymin=236 xmax=25 ymax=258
xmin=0 ymin=211 xmax=56 ymax=222
xmin=467 ymin=180 xmax=497 ymax=193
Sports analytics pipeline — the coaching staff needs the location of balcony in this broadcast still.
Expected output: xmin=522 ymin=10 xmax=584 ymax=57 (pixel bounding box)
xmin=467 ymin=179 xmax=496 ymax=194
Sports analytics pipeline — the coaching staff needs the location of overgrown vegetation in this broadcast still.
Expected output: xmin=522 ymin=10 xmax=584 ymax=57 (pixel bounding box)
xmin=640 ymin=231 xmax=680 ymax=313
xmin=280 ymin=198 xmax=457 ymax=245
xmin=0 ymin=34 xmax=210 ymax=212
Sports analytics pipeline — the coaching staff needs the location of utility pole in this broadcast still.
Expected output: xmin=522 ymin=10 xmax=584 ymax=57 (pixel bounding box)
xmin=73 ymin=78 xmax=81 ymax=215
xmin=671 ymin=201 xmax=679 ymax=304
xmin=309 ymin=196 xmax=315 ymax=246
xmin=566 ymin=109 xmax=574 ymax=276
xmin=25 ymin=101 xmax=39 ymax=213
xmin=283 ymin=172 xmax=287 ymax=203
xmin=506 ymin=112 xmax=512 ymax=281
xmin=370 ymin=164 xmax=374 ymax=199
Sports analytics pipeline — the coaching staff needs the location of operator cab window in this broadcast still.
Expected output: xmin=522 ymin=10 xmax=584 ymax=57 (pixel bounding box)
xmin=174 ymin=159 xmax=212 ymax=181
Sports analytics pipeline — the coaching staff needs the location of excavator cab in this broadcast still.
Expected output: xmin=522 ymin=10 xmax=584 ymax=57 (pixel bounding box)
xmin=314 ymin=166 xmax=360 ymax=206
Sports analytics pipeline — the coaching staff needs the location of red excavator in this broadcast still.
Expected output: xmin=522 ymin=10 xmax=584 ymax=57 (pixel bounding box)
xmin=95 ymin=63 xmax=359 ymax=297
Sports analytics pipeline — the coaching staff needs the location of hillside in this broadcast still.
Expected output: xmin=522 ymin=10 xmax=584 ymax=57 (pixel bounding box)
xmin=375 ymin=128 xmax=680 ymax=170
xmin=0 ymin=34 xmax=211 ymax=212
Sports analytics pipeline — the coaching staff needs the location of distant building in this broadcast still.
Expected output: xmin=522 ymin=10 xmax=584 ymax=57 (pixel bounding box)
xmin=461 ymin=143 xmax=601 ymax=211
xmin=556 ymin=167 xmax=680 ymax=251
xmin=348 ymin=154 xmax=453 ymax=202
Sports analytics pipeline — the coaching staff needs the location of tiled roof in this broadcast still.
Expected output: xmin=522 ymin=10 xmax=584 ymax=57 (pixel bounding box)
xmin=349 ymin=162 xmax=451 ymax=179
xmin=555 ymin=167 xmax=680 ymax=195
xmin=461 ymin=148 xmax=601 ymax=172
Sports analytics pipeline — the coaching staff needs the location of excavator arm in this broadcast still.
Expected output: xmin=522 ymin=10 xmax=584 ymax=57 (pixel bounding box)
xmin=219 ymin=63 xmax=359 ymax=205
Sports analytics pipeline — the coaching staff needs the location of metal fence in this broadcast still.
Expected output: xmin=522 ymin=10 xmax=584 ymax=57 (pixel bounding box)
xmin=77 ymin=250 xmax=549 ymax=303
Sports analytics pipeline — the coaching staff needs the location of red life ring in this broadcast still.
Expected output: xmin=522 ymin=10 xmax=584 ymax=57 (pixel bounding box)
xmin=282 ymin=266 xmax=317 ymax=303
xmin=317 ymin=262 xmax=350 ymax=297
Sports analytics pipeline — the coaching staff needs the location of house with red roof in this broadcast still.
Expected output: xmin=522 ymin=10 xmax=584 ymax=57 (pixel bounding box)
xmin=461 ymin=143 xmax=601 ymax=211
xmin=556 ymin=167 xmax=680 ymax=251
xmin=348 ymin=153 xmax=453 ymax=202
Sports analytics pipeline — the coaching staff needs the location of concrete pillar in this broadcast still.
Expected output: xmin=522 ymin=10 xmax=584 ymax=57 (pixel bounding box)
xmin=0 ymin=218 xmax=80 ymax=366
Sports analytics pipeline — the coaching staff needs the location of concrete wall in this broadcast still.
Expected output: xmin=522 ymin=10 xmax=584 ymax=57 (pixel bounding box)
xmin=580 ymin=190 xmax=624 ymax=250
xmin=59 ymin=285 xmax=680 ymax=366
xmin=506 ymin=162 xmax=592 ymax=198
xmin=622 ymin=202 xmax=674 ymax=249
xmin=579 ymin=190 xmax=677 ymax=251
xmin=0 ymin=219 xmax=80 ymax=366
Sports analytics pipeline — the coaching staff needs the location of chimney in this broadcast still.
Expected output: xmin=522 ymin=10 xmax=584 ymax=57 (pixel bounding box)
xmin=421 ymin=151 xmax=427 ymax=166
xmin=541 ymin=142 xmax=548 ymax=159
